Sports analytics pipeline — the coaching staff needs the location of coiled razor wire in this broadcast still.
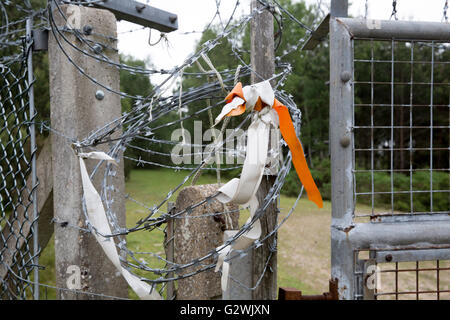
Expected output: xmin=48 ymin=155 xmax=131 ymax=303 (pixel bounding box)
xmin=0 ymin=0 xmax=320 ymax=299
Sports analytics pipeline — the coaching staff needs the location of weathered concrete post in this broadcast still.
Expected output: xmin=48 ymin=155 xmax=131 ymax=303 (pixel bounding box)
xmin=49 ymin=4 xmax=127 ymax=299
xmin=173 ymin=185 xmax=239 ymax=300
xmin=250 ymin=0 xmax=278 ymax=300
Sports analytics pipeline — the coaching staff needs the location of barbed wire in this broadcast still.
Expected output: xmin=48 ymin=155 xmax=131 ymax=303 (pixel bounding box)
xmin=1 ymin=0 xmax=319 ymax=299
xmin=390 ymin=0 xmax=398 ymax=20
xmin=444 ymin=0 xmax=449 ymax=22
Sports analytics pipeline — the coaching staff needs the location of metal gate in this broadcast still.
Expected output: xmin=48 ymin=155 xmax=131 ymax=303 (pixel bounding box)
xmin=330 ymin=17 xmax=450 ymax=299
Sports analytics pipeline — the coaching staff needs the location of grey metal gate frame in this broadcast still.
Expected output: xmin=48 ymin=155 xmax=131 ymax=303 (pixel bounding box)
xmin=329 ymin=17 xmax=450 ymax=300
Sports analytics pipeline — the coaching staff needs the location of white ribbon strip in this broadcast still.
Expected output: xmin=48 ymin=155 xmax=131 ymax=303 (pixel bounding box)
xmin=214 ymin=80 xmax=280 ymax=293
xmin=215 ymin=97 xmax=245 ymax=125
xmin=241 ymin=81 xmax=274 ymax=112
xmin=249 ymin=81 xmax=275 ymax=107
xmin=78 ymin=151 xmax=162 ymax=300
xmin=215 ymin=80 xmax=275 ymax=125
xmin=214 ymin=109 xmax=277 ymax=292
xmin=78 ymin=151 xmax=116 ymax=162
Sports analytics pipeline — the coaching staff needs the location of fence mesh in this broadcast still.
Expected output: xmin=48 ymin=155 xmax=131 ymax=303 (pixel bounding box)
xmin=351 ymin=37 xmax=450 ymax=300
xmin=375 ymin=259 xmax=450 ymax=300
xmin=0 ymin=19 xmax=38 ymax=300
xmin=352 ymin=38 xmax=450 ymax=221
xmin=355 ymin=249 xmax=450 ymax=300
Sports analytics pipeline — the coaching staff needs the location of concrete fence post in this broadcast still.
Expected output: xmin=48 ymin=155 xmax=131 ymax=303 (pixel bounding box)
xmin=173 ymin=184 xmax=239 ymax=300
xmin=48 ymin=4 xmax=127 ymax=299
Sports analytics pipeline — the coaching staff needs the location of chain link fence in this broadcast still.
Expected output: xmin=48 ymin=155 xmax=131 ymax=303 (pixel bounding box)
xmin=0 ymin=21 xmax=39 ymax=300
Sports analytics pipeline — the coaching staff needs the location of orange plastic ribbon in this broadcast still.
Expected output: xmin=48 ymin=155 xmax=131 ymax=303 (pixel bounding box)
xmin=272 ymin=99 xmax=323 ymax=208
xmin=224 ymin=82 xmax=323 ymax=208
xmin=225 ymin=82 xmax=244 ymax=102
xmin=225 ymin=82 xmax=246 ymax=117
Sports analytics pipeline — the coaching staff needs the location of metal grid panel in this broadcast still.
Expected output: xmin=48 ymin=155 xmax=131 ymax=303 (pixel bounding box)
xmin=353 ymin=38 xmax=450 ymax=221
xmin=330 ymin=17 xmax=450 ymax=300
xmin=352 ymin=36 xmax=450 ymax=299
xmin=354 ymin=249 xmax=450 ymax=300
xmin=375 ymin=260 xmax=450 ymax=300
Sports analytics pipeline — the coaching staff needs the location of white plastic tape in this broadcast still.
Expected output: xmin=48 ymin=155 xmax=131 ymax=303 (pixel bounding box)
xmin=78 ymin=152 xmax=162 ymax=300
xmin=214 ymin=108 xmax=277 ymax=292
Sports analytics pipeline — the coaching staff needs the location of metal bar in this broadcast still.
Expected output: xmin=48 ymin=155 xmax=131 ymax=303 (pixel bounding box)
xmin=416 ymin=261 xmax=419 ymax=300
xmin=375 ymin=249 xmax=450 ymax=263
xmin=91 ymin=0 xmax=178 ymax=32
xmin=367 ymin=213 xmax=450 ymax=223
xmin=354 ymin=127 xmax=450 ymax=130
xmin=378 ymin=266 xmax=450 ymax=273
xmin=367 ymin=244 xmax=450 ymax=251
xmin=302 ymin=14 xmax=330 ymax=51
xmin=338 ymin=221 xmax=450 ymax=251
xmin=278 ymin=287 xmax=302 ymax=300
xmin=278 ymin=287 xmax=336 ymax=300
xmin=390 ymin=39 xmax=395 ymax=215
xmin=355 ymin=190 xmax=449 ymax=195
xmin=429 ymin=43 xmax=435 ymax=214
xmin=370 ymin=39 xmax=374 ymax=216
xmin=337 ymin=18 xmax=450 ymax=41
xmin=395 ymin=262 xmax=399 ymax=300
xmin=278 ymin=280 xmax=339 ymax=300
xmin=354 ymin=81 xmax=450 ymax=85
xmin=330 ymin=16 xmax=355 ymax=300
xmin=26 ymin=17 xmax=39 ymax=301
xmin=354 ymin=168 xmax=450 ymax=172
xmin=354 ymin=59 xmax=450 ymax=64
xmin=355 ymin=102 xmax=450 ymax=106
xmin=375 ymin=289 xmax=450 ymax=296
xmin=436 ymin=260 xmax=440 ymax=300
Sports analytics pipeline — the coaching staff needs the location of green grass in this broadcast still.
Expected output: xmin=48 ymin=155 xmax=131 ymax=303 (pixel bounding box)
xmin=125 ymin=169 xmax=337 ymax=296
xmin=33 ymin=168 xmax=450 ymax=299
xmin=124 ymin=169 xmax=219 ymax=299
xmin=36 ymin=168 xmax=332 ymax=299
